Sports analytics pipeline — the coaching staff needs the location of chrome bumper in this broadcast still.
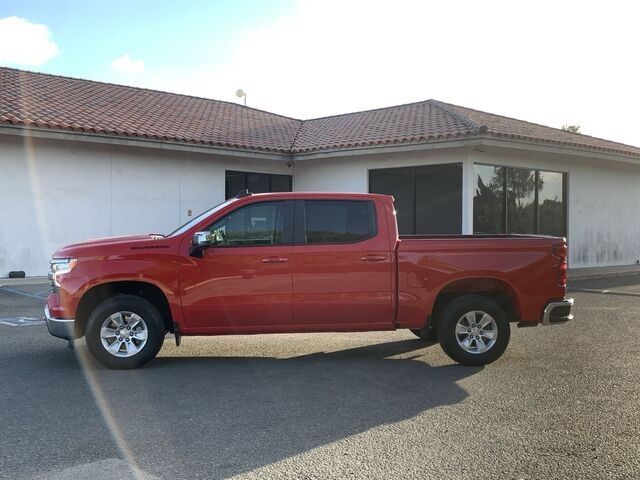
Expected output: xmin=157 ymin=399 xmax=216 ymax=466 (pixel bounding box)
xmin=542 ymin=298 xmax=574 ymax=326
xmin=44 ymin=306 xmax=75 ymax=340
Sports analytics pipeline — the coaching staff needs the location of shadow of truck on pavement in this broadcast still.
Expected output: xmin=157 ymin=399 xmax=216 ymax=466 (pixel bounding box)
xmin=2 ymin=335 xmax=480 ymax=479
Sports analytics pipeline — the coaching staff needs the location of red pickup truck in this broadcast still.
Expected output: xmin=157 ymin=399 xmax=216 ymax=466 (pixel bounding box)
xmin=45 ymin=191 xmax=573 ymax=369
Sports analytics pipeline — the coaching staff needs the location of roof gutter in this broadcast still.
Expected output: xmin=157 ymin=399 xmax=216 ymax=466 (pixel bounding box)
xmin=3 ymin=123 xmax=639 ymax=167
xmin=291 ymin=135 xmax=640 ymax=165
xmin=0 ymin=124 xmax=292 ymax=161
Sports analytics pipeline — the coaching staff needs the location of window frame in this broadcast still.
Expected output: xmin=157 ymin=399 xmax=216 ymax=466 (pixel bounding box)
xmin=293 ymin=199 xmax=378 ymax=245
xmin=204 ymin=200 xmax=294 ymax=248
xmin=473 ymin=162 xmax=568 ymax=237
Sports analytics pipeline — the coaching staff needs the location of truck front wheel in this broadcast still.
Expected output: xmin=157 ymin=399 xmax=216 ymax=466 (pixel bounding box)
xmin=437 ymin=295 xmax=510 ymax=366
xmin=85 ymin=295 xmax=165 ymax=369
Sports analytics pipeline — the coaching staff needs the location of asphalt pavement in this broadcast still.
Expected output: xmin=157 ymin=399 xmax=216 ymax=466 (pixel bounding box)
xmin=0 ymin=277 xmax=639 ymax=479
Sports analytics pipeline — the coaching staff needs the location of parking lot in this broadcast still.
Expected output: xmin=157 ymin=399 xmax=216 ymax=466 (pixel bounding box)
xmin=1 ymin=276 xmax=639 ymax=480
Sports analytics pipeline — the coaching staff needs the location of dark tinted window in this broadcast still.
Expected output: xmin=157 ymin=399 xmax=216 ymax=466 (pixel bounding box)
xmin=369 ymin=164 xmax=462 ymax=234
xmin=473 ymin=164 xmax=567 ymax=236
xmin=225 ymin=171 xmax=292 ymax=199
xmin=507 ymin=167 xmax=536 ymax=234
xmin=474 ymin=165 xmax=505 ymax=234
xmin=270 ymin=174 xmax=293 ymax=192
xmin=415 ymin=164 xmax=463 ymax=234
xmin=208 ymin=201 xmax=284 ymax=246
xmin=304 ymin=200 xmax=376 ymax=244
xmin=369 ymin=167 xmax=415 ymax=234
xmin=538 ymin=171 xmax=565 ymax=236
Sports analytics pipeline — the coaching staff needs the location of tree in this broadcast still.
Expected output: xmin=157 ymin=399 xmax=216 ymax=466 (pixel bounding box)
xmin=561 ymin=125 xmax=581 ymax=134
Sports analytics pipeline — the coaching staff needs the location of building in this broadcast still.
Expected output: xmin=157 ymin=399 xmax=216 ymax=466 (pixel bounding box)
xmin=2 ymin=67 xmax=640 ymax=276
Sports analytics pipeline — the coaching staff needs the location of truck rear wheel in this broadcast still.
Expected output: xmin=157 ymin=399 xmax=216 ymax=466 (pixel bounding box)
xmin=437 ymin=295 xmax=510 ymax=366
xmin=85 ymin=295 xmax=165 ymax=369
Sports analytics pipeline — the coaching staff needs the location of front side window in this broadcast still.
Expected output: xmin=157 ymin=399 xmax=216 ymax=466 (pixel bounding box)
xmin=208 ymin=201 xmax=284 ymax=246
xmin=304 ymin=200 xmax=376 ymax=244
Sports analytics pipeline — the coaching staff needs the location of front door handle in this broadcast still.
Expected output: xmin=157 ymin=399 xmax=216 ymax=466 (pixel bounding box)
xmin=360 ymin=255 xmax=387 ymax=262
xmin=261 ymin=257 xmax=289 ymax=263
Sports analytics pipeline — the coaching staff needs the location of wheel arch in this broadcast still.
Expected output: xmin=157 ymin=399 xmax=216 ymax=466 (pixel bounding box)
xmin=75 ymin=281 xmax=174 ymax=338
xmin=428 ymin=276 xmax=521 ymax=330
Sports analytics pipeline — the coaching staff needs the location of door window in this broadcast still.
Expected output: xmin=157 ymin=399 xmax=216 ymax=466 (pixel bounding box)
xmin=208 ymin=201 xmax=285 ymax=246
xmin=303 ymin=200 xmax=376 ymax=244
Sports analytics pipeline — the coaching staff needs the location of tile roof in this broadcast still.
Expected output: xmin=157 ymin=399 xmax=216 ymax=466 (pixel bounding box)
xmin=0 ymin=67 xmax=299 ymax=152
xmin=2 ymin=67 xmax=639 ymax=158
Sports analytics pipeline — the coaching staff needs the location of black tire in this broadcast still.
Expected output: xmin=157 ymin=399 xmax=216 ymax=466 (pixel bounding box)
xmin=85 ymin=295 xmax=165 ymax=369
xmin=437 ymin=295 xmax=510 ymax=366
xmin=409 ymin=327 xmax=437 ymax=341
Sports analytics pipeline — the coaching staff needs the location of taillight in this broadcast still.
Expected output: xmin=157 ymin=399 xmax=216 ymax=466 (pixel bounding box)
xmin=552 ymin=244 xmax=567 ymax=259
xmin=558 ymin=262 xmax=568 ymax=287
xmin=553 ymin=243 xmax=568 ymax=287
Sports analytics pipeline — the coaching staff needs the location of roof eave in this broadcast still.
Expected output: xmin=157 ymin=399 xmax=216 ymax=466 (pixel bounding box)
xmin=291 ymin=134 xmax=640 ymax=164
xmin=477 ymin=135 xmax=640 ymax=165
xmin=0 ymin=124 xmax=292 ymax=161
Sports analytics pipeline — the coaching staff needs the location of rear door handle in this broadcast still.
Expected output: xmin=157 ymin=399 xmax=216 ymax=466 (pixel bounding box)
xmin=360 ymin=255 xmax=387 ymax=262
xmin=261 ymin=257 xmax=289 ymax=263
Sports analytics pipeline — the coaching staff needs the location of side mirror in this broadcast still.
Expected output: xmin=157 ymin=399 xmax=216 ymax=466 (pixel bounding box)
xmin=192 ymin=231 xmax=213 ymax=247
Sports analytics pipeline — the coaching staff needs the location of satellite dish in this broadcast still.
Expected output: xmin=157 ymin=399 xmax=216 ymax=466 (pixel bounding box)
xmin=235 ymin=89 xmax=245 ymax=98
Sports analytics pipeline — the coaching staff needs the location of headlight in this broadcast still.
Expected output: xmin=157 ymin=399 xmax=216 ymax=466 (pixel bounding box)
xmin=49 ymin=257 xmax=78 ymax=287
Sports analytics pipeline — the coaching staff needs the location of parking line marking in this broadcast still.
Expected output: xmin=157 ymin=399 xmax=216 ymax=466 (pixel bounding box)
xmin=0 ymin=317 xmax=45 ymax=326
xmin=0 ymin=286 xmax=48 ymax=300
xmin=568 ymin=287 xmax=640 ymax=297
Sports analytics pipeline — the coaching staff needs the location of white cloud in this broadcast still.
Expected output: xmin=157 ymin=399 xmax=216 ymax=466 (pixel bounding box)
xmin=134 ymin=0 xmax=640 ymax=146
xmin=0 ymin=16 xmax=58 ymax=66
xmin=110 ymin=53 xmax=145 ymax=74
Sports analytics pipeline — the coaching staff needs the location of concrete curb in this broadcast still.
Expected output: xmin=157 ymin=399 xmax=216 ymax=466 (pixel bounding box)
xmin=569 ymin=267 xmax=640 ymax=281
xmin=0 ymin=276 xmax=49 ymax=286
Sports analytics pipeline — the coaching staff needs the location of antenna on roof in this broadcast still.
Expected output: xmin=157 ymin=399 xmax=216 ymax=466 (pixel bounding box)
xmin=235 ymin=189 xmax=252 ymax=198
xmin=235 ymin=89 xmax=247 ymax=106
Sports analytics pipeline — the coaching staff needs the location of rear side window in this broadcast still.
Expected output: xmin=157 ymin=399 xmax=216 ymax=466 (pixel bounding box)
xmin=304 ymin=200 xmax=377 ymax=244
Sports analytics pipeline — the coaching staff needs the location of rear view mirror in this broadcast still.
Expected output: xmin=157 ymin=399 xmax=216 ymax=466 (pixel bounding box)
xmin=190 ymin=231 xmax=213 ymax=258
xmin=192 ymin=231 xmax=213 ymax=247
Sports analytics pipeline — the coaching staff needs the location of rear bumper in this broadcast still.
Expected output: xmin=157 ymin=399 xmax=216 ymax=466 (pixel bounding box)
xmin=44 ymin=306 xmax=75 ymax=340
xmin=542 ymin=298 xmax=574 ymax=325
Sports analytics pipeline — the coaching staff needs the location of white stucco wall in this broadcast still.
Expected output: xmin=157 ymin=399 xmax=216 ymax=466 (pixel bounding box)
xmin=3 ymin=133 xmax=640 ymax=276
xmin=1 ymin=135 xmax=292 ymax=276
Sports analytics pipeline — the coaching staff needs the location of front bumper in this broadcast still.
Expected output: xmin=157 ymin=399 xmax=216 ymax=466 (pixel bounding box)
xmin=44 ymin=306 xmax=75 ymax=340
xmin=542 ymin=298 xmax=574 ymax=325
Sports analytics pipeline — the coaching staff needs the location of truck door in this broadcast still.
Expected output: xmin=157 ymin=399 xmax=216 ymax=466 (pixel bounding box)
xmin=179 ymin=200 xmax=294 ymax=332
xmin=291 ymin=199 xmax=393 ymax=328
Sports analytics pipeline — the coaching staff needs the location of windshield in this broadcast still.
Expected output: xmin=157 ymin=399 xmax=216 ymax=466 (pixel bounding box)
xmin=167 ymin=200 xmax=233 ymax=237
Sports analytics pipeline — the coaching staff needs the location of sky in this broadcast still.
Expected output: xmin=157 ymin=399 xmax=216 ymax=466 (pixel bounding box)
xmin=1 ymin=0 xmax=639 ymax=147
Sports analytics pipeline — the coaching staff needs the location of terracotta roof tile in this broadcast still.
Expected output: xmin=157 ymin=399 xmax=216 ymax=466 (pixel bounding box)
xmin=0 ymin=67 xmax=300 ymax=152
xmin=2 ymin=67 xmax=639 ymax=158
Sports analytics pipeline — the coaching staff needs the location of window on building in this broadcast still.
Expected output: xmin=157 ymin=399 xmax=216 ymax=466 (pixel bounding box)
xmin=538 ymin=171 xmax=566 ymax=237
xmin=208 ymin=201 xmax=285 ymax=246
xmin=225 ymin=171 xmax=292 ymax=199
xmin=369 ymin=164 xmax=462 ymax=235
xmin=304 ymin=200 xmax=376 ymax=244
xmin=507 ymin=167 xmax=537 ymax=234
xmin=473 ymin=164 xmax=566 ymax=236
xmin=474 ymin=165 xmax=505 ymax=234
